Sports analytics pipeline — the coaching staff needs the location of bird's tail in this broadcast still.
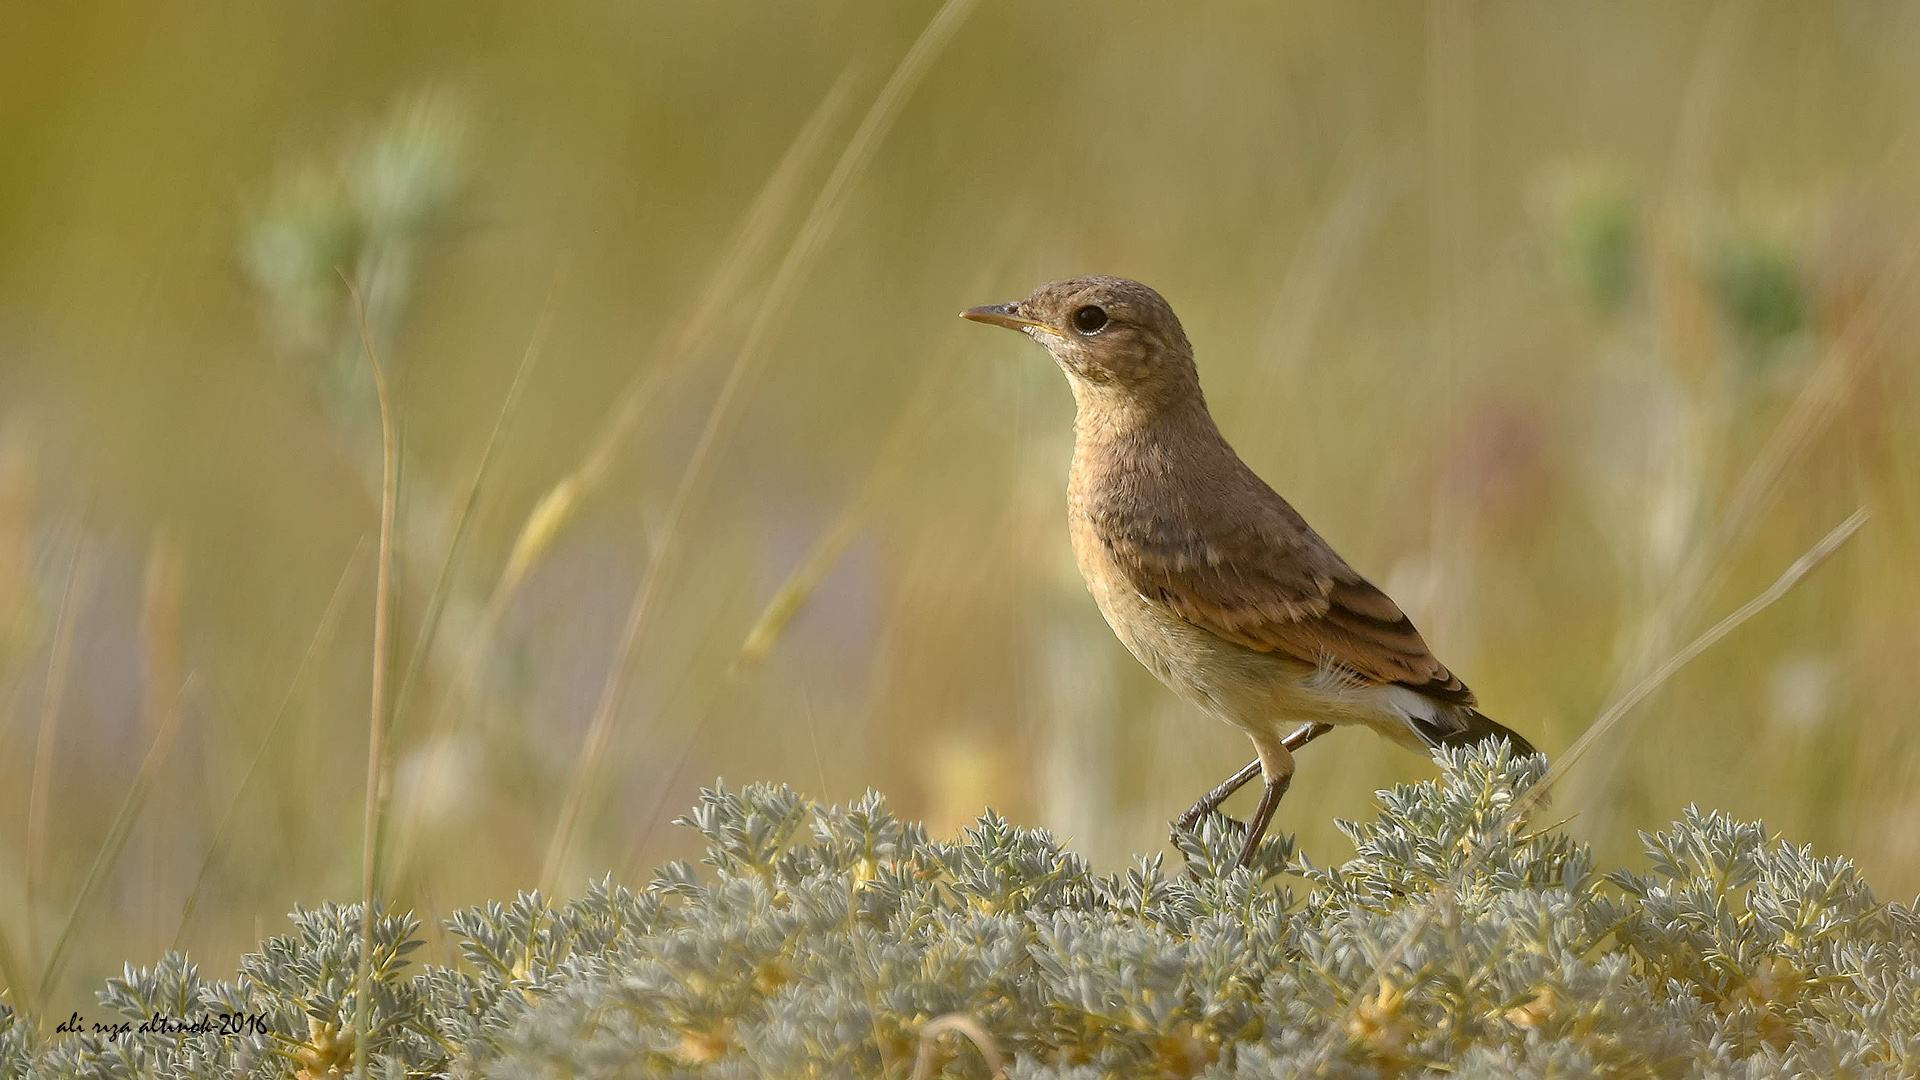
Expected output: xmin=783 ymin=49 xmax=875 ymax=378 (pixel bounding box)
xmin=1440 ymin=710 xmax=1540 ymax=759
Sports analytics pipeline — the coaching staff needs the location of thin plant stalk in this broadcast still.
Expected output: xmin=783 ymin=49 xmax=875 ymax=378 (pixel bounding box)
xmin=496 ymin=65 xmax=859 ymax=604
xmin=614 ymin=249 xmax=1024 ymax=874
xmin=1423 ymin=0 xmax=1478 ymax=654
xmin=619 ymin=354 xmax=1030 ymax=879
xmin=345 ymin=277 xmax=400 ymax=1080
xmin=912 ymin=1014 xmax=1006 ymax=1080
xmin=23 ymin=520 xmax=86 ymax=1004
xmin=387 ymin=268 xmax=561 ymax=744
xmin=1529 ymin=508 xmax=1868 ymax=807
xmin=1669 ymin=248 xmax=1916 ymax=632
xmin=384 ymin=71 xmax=856 ymax=888
xmin=0 ymin=925 xmax=25 ymax=1020
xmin=733 ymin=316 xmax=964 ymax=670
xmin=137 ymin=532 xmax=185 ymax=959
xmin=1567 ymin=10 xmax=1897 ymax=818
xmin=376 ymin=282 xmax=554 ymax=893
xmin=37 ymin=676 xmax=197 ymax=1002
xmin=173 ymin=537 xmax=372 ymax=950
xmin=539 ymin=0 xmax=983 ymax=895
xmin=1233 ymin=163 xmax=1400 ymax=434
xmin=565 ymin=65 xmax=859 ymax=508
xmin=1298 ymin=506 xmax=1868 ymax=1076
xmin=1571 ymin=4 xmax=1758 ymax=817
xmin=1582 ymin=225 xmax=1917 ymax=805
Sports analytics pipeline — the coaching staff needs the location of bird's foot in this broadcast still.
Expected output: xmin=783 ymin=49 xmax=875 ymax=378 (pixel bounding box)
xmin=1175 ymin=758 xmax=1262 ymax=832
xmin=1172 ymin=722 xmax=1332 ymax=834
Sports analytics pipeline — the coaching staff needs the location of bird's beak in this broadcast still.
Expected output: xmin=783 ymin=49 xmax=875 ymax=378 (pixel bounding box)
xmin=960 ymin=303 xmax=1063 ymax=337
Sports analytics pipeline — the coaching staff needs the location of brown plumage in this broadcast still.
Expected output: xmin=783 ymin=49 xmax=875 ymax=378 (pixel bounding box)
xmin=963 ymin=276 xmax=1536 ymax=869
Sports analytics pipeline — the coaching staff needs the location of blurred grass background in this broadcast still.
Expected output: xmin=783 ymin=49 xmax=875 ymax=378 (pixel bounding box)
xmin=3 ymin=0 xmax=1919 ymax=1010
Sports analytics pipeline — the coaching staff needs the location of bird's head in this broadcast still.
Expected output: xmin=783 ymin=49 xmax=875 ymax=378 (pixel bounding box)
xmin=962 ymin=276 xmax=1199 ymax=406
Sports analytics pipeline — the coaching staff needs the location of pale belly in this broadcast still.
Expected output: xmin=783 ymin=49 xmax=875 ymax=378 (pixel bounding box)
xmin=1072 ymin=526 xmax=1429 ymax=751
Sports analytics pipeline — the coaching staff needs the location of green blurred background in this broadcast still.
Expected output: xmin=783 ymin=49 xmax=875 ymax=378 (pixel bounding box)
xmin=3 ymin=0 xmax=1918 ymax=1009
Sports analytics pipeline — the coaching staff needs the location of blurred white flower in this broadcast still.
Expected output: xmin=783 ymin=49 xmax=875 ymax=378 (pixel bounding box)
xmin=396 ymin=735 xmax=484 ymax=830
xmin=1767 ymin=653 xmax=1834 ymax=733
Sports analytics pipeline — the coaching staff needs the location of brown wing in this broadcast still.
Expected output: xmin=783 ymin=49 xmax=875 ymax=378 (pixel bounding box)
xmin=1092 ymin=486 xmax=1475 ymax=707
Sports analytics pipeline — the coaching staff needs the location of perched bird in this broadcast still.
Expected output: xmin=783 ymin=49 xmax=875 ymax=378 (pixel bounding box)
xmin=962 ymin=276 xmax=1536 ymax=868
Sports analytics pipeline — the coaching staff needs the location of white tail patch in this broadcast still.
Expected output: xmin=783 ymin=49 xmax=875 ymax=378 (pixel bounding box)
xmin=1383 ymin=684 xmax=1467 ymax=741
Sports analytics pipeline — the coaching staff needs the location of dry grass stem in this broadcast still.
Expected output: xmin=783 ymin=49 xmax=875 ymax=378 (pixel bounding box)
xmin=37 ymin=675 xmax=198 ymax=1002
xmin=733 ymin=287 xmax=986 ymax=669
xmin=384 ymin=70 xmax=857 ymax=889
xmin=1299 ymin=505 xmax=1869 ymax=1076
xmin=499 ymin=67 xmax=859 ymax=601
xmin=1583 ymin=227 xmax=1916 ymax=801
xmin=173 ymin=536 xmax=372 ymax=949
xmin=562 ymin=66 xmax=862 ymax=506
xmin=344 ymin=275 xmax=400 ymax=1080
xmin=387 ymin=267 xmax=562 ymax=745
xmin=1530 ymin=507 xmax=1869 ymax=810
xmin=910 ymin=1013 xmax=1006 ymax=1080
xmin=1673 ymin=250 xmax=1916 ymax=622
xmin=540 ymin=0 xmax=983 ymax=896
xmin=23 ymin=520 xmax=86 ymax=1002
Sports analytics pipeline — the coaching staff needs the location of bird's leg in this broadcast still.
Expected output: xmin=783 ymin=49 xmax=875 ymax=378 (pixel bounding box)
xmin=1283 ymin=720 xmax=1335 ymax=753
xmin=1176 ymin=759 xmax=1261 ymax=831
xmin=1234 ymin=773 xmax=1292 ymax=868
xmin=1175 ymin=722 xmax=1333 ymax=831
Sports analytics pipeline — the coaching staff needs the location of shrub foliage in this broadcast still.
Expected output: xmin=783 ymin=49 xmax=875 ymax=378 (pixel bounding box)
xmin=6 ymin=744 xmax=1917 ymax=1078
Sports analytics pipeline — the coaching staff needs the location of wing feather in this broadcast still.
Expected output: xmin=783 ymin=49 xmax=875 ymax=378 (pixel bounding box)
xmin=1091 ymin=489 xmax=1475 ymax=708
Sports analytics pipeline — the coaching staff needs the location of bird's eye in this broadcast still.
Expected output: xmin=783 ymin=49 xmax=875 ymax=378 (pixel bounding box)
xmin=1071 ymin=305 xmax=1108 ymax=334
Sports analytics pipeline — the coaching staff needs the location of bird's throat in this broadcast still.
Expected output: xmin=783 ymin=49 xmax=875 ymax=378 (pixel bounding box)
xmin=1068 ymin=390 xmax=1235 ymax=504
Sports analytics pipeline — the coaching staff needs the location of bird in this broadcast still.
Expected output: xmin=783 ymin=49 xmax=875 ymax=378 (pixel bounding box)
xmin=961 ymin=276 xmax=1537 ymax=869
